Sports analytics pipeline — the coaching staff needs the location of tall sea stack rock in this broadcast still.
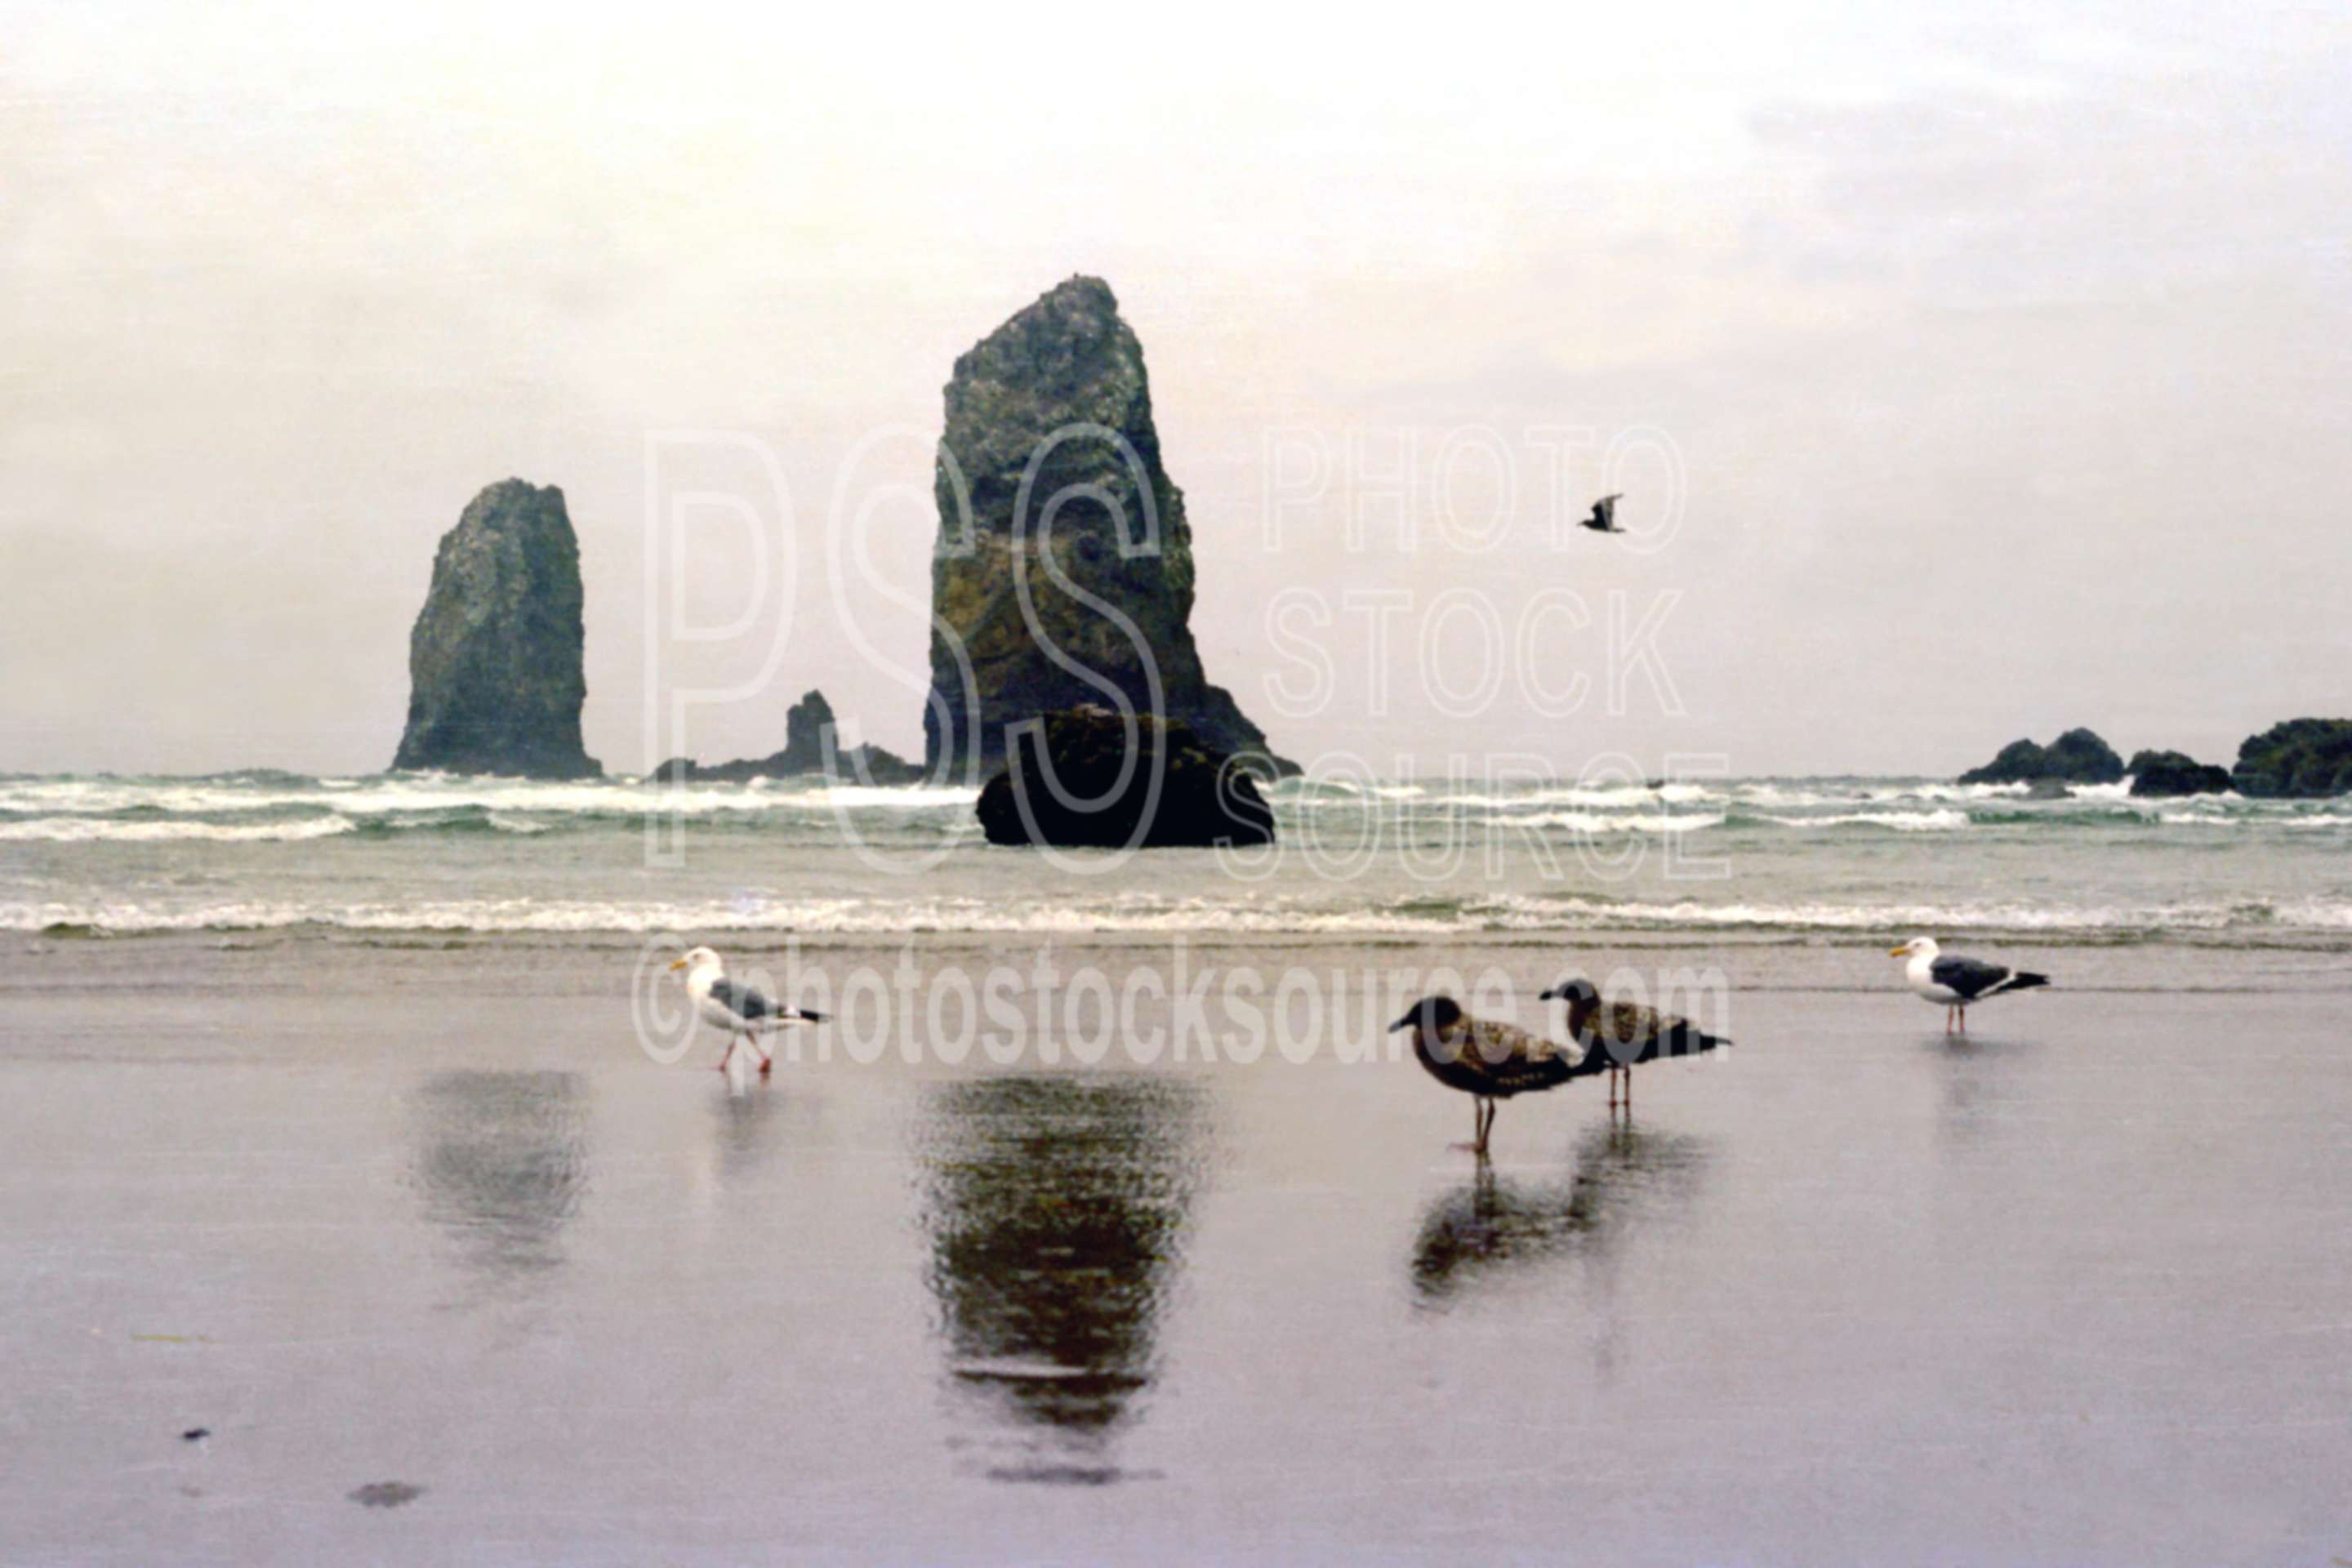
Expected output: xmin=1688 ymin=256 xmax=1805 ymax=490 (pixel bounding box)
xmin=923 ymin=277 xmax=1293 ymax=777
xmin=392 ymin=479 xmax=599 ymax=778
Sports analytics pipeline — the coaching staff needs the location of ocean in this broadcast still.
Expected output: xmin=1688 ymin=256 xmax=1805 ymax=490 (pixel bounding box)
xmin=5 ymin=768 xmax=2348 ymax=946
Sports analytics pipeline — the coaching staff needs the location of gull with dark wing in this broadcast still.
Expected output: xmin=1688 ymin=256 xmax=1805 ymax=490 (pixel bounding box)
xmin=1579 ymin=492 xmax=1625 ymax=533
xmin=1539 ymin=978 xmax=1731 ymax=1113
xmin=1390 ymin=996 xmax=1584 ymax=1156
xmin=1888 ymin=937 xmax=2047 ymax=1034
xmin=669 ymin=946 xmax=826 ymax=1076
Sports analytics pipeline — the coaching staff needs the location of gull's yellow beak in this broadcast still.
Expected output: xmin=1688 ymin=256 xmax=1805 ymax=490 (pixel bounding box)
xmin=1886 ymin=944 xmax=1910 ymax=957
xmin=667 ymin=956 xmax=688 ymax=972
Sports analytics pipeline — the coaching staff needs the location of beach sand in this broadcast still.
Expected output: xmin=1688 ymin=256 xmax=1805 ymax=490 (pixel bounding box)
xmin=4 ymin=933 xmax=2350 ymax=1564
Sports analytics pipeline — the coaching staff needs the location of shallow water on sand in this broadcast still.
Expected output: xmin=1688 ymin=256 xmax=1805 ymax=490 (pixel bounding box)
xmin=3 ymin=936 xmax=2350 ymax=1564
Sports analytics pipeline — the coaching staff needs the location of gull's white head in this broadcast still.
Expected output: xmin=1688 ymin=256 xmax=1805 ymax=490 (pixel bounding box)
xmin=668 ymin=945 xmax=723 ymax=976
xmin=1887 ymin=936 xmax=1940 ymax=960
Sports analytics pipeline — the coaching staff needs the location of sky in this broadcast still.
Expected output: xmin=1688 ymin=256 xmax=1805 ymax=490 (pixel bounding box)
xmin=4 ymin=0 xmax=2348 ymax=778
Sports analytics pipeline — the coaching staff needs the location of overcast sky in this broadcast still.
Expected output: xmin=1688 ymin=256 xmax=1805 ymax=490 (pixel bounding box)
xmin=5 ymin=0 xmax=2347 ymax=777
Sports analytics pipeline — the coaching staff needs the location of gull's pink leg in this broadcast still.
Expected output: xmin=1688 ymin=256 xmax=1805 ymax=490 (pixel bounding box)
xmin=715 ymin=1037 xmax=736 ymax=1074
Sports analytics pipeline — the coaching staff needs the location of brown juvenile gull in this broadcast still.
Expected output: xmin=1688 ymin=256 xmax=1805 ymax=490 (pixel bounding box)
xmin=1390 ymin=996 xmax=1584 ymax=1156
xmin=1538 ymin=978 xmax=1731 ymax=1112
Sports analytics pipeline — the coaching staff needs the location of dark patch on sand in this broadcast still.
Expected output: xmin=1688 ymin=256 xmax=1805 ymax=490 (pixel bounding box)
xmin=348 ymin=1481 xmax=425 ymax=1508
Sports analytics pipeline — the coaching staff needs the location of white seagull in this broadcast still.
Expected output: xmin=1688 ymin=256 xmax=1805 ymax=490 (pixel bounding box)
xmin=1888 ymin=937 xmax=2048 ymax=1034
xmin=668 ymin=946 xmax=826 ymax=1076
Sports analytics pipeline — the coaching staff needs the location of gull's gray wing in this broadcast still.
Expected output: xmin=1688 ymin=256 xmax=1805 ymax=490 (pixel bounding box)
xmin=1929 ymin=955 xmax=2011 ymax=1000
xmin=709 ymin=977 xmax=823 ymax=1022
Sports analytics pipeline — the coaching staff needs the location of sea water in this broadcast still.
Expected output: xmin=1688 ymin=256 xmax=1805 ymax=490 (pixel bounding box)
xmin=3 ymin=769 xmax=2347 ymax=946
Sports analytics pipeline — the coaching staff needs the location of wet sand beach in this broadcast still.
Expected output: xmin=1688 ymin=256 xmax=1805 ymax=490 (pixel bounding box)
xmin=4 ymin=933 xmax=2350 ymax=1564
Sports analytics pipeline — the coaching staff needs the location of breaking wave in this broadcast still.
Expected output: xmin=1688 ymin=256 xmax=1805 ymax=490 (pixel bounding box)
xmin=0 ymin=815 xmax=359 ymax=844
xmin=1751 ymin=809 xmax=1971 ymax=832
xmin=14 ymin=890 xmax=2352 ymax=941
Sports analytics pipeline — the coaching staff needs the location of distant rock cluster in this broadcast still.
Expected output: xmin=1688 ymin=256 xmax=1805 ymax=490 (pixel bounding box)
xmin=1958 ymin=720 xmax=2352 ymax=798
xmin=1957 ymin=728 xmax=2123 ymax=788
xmin=2231 ymin=719 xmax=2352 ymax=798
xmin=2123 ymin=750 xmax=2233 ymax=799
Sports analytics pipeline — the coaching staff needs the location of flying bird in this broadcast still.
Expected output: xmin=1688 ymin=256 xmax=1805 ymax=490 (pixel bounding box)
xmin=1539 ymin=978 xmax=1731 ymax=1112
xmin=669 ymin=946 xmax=826 ymax=1075
xmin=1579 ymin=492 xmax=1625 ymax=533
xmin=1391 ymin=995 xmax=1584 ymax=1155
xmin=1887 ymin=937 xmax=2048 ymax=1033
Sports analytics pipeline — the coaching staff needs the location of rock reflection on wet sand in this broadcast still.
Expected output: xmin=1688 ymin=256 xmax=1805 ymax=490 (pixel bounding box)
xmin=408 ymin=1070 xmax=590 ymax=1298
xmin=915 ymin=1074 xmax=1209 ymax=1485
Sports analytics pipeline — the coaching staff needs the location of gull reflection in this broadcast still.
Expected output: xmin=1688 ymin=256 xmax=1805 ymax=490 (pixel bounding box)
xmin=1411 ymin=1120 xmax=1706 ymax=1311
xmin=1931 ymin=1032 xmax=2033 ymax=1153
xmin=708 ymin=1075 xmax=788 ymax=1192
xmin=408 ymin=1070 xmax=589 ymax=1302
xmin=915 ymin=1073 xmax=1208 ymax=1486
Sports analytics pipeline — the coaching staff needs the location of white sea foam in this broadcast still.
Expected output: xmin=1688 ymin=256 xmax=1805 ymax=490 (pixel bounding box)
xmin=0 ymin=815 xmax=358 ymax=844
xmin=0 ymin=775 xmax=973 ymax=819
xmin=1730 ymin=784 xmax=1835 ymax=808
xmin=1391 ymin=786 xmax=1673 ymax=811
xmin=2270 ymin=898 xmax=2352 ymax=928
xmin=1510 ymin=811 xmax=1725 ymax=834
xmin=1865 ymin=782 xmax=2029 ymax=802
xmin=11 ymin=889 xmax=2345 ymax=938
xmin=808 ymin=785 xmax=979 ymax=809
xmin=1757 ymin=809 xmax=1970 ymax=832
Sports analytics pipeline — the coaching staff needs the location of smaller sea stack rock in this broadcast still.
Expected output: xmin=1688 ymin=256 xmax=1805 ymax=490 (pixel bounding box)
xmin=2232 ymin=719 xmax=2352 ymax=798
xmin=2126 ymin=750 xmax=2233 ymax=798
xmin=393 ymin=479 xmax=599 ymax=778
xmin=653 ymin=688 xmax=924 ymax=784
xmin=975 ymin=706 xmax=1276 ymax=849
xmin=1958 ymin=728 xmax=2122 ymax=787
